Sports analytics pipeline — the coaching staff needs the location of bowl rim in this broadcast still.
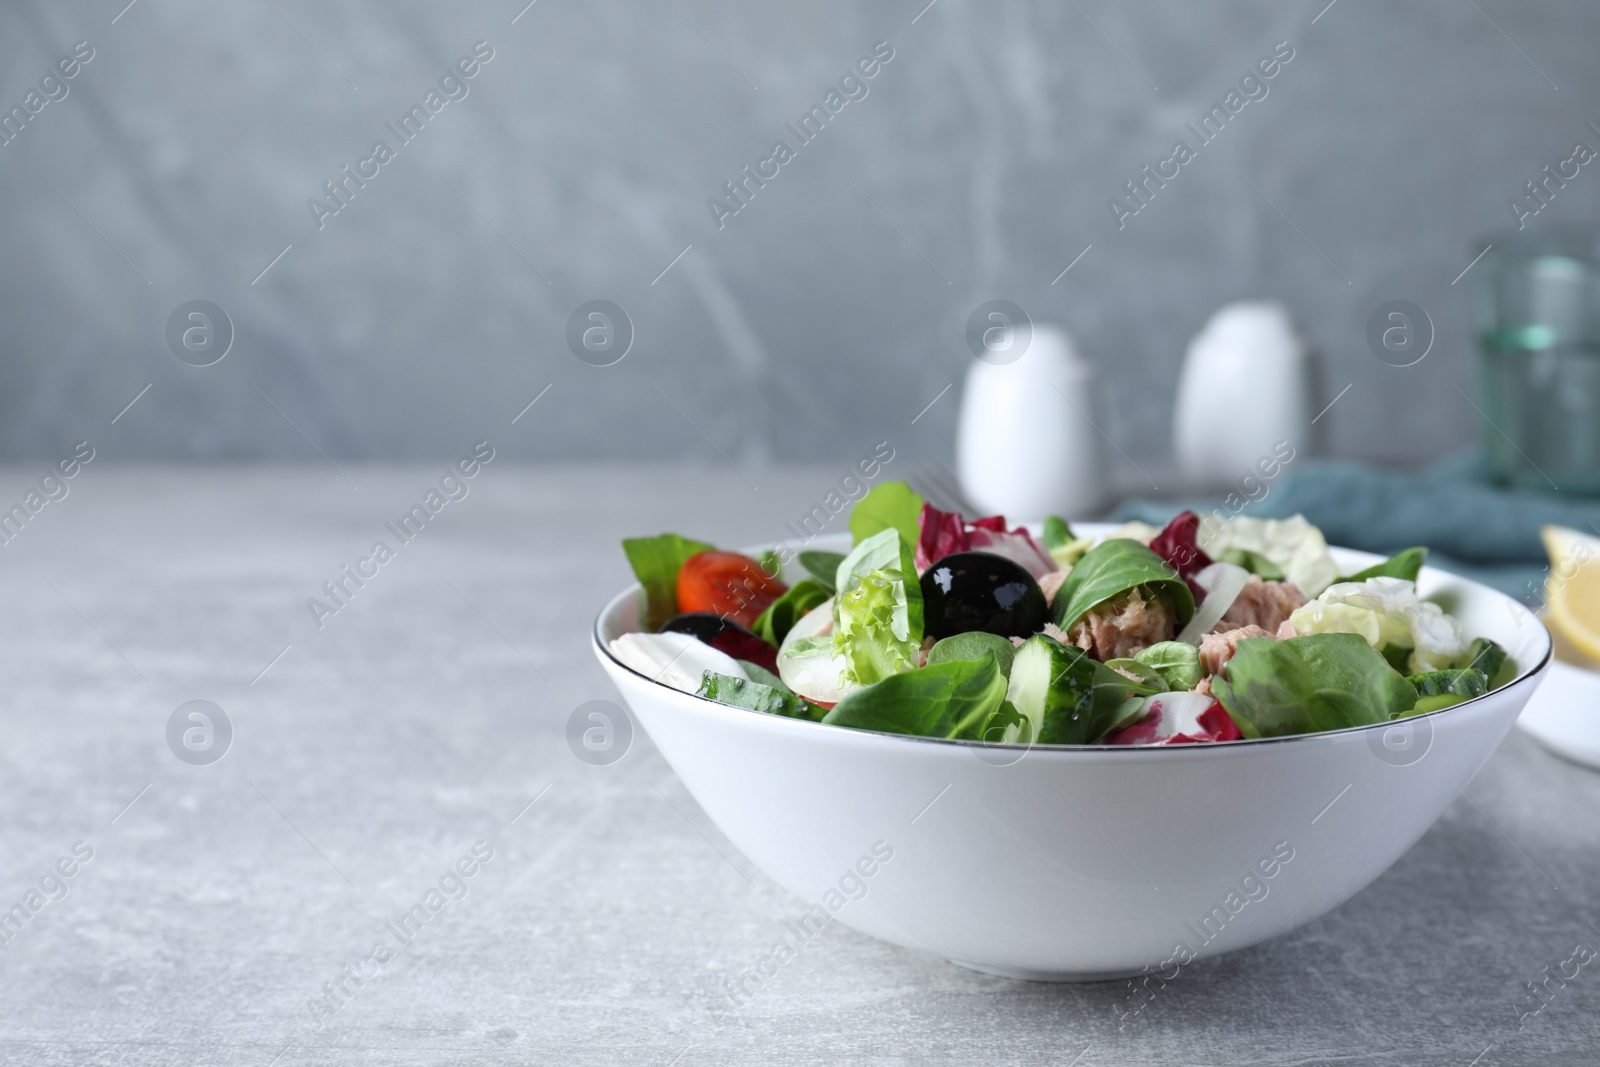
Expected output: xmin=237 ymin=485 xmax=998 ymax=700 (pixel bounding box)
xmin=593 ymin=529 xmax=1553 ymax=755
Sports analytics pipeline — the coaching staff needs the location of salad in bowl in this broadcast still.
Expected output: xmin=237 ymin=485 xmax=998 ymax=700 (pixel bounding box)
xmin=606 ymin=481 xmax=1513 ymax=749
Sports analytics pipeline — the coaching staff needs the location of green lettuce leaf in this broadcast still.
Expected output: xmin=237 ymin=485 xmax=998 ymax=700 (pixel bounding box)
xmin=737 ymin=660 xmax=791 ymax=692
xmin=822 ymin=654 xmax=1007 ymax=740
xmin=974 ymin=699 xmax=1029 ymax=745
xmin=834 ymin=569 xmax=922 ymax=686
xmin=698 ymin=672 xmax=825 ymax=721
xmin=836 ymin=528 xmax=914 ymax=597
xmin=1132 ymin=641 xmax=1204 ymax=691
xmin=1049 ymin=538 xmax=1196 ymax=631
xmin=1199 ymin=514 xmax=1338 ymax=597
xmin=752 ymin=578 xmax=831 ymax=646
xmin=831 ymin=530 xmax=925 ymax=687
xmin=622 ymin=533 xmax=715 ymax=631
xmin=1342 ymin=546 xmax=1427 ymax=584
xmin=1102 ymin=657 xmax=1169 ymax=692
xmin=928 ymin=632 xmax=1016 ymax=678
xmin=848 ymin=481 xmax=924 ymax=548
xmin=1213 ymin=633 xmax=1419 ymax=739
xmin=1215 ymin=547 xmax=1284 ymax=581
xmin=797 ymin=551 xmax=846 ymax=592
xmin=1041 ymin=516 xmax=1075 ymax=550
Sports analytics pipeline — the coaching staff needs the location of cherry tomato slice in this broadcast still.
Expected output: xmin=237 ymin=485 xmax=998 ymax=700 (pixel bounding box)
xmin=677 ymin=551 xmax=787 ymax=629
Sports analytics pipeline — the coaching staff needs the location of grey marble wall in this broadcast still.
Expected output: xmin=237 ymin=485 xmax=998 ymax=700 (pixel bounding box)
xmin=1 ymin=0 xmax=1596 ymax=465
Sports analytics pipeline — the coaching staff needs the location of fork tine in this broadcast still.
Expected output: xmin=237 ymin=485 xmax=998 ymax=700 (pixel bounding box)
xmin=907 ymin=464 xmax=973 ymax=518
xmin=926 ymin=460 xmax=978 ymax=516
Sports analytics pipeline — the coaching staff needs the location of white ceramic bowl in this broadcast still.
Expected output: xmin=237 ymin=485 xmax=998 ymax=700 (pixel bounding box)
xmin=593 ymin=528 xmax=1552 ymax=981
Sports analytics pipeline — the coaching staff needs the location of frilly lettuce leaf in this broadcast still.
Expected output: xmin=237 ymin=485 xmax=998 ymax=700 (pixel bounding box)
xmin=1199 ymin=514 xmax=1337 ymax=597
xmin=833 ymin=568 xmax=922 ymax=686
xmin=1288 ymin=576 xmax=1467 ymax=673
xmin=836 ymin=528 xmax=916 ymax=599
xmin=831 ymin=529 xmax=926 ymax=688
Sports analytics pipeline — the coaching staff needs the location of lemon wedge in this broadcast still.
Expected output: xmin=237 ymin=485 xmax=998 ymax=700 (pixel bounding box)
xmin=1541 ymin=524 xmax=1600 ymax=664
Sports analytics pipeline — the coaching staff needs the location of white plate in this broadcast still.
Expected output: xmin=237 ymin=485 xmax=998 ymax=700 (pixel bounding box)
xmin=1516 ymin=659 xmax=1600 ymax=770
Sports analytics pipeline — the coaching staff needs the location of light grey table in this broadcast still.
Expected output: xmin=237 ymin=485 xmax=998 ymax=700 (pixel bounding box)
xmin=1 ymin=465 xmax=1597 ymax=1067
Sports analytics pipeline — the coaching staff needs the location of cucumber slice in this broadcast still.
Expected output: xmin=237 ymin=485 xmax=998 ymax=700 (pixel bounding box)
xmin=1005 ymin=635 xmax=1141 ymax=745
xmin=1406 ymin=668 xmax=1488 ymax=700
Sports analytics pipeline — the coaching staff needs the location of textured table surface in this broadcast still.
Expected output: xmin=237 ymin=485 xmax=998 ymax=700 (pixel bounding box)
xmin=1 ymin=464 xmax=1598 ymax=1067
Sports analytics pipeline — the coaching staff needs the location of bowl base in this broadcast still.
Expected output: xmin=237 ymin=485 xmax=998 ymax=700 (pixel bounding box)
xmin=949 ymin=959 xmax=1146 ymax=983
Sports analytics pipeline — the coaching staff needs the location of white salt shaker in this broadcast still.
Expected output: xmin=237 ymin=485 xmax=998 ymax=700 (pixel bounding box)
xmin=957 ymin=322 xmax=1108 ymax=521
xmin=1173 ymin=301 xmax=1315 ymax=487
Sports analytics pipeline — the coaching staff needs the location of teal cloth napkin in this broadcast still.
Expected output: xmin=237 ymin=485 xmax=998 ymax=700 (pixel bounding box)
xmin=1116 ymin=455 xmax=1600 ymax=602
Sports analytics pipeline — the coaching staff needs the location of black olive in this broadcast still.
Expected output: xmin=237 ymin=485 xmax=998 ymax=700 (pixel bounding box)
xmin=660 ymin=612 xmax=754 ymax=643
xmin=920 ymin=551 xmax=1048 ymax=640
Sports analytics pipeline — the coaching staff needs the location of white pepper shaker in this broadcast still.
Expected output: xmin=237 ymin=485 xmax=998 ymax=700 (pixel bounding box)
xmin=957 ymin=322 xmax=1108 ymax=521
xmin=1173 ymin=301 xmax=1315 ymax=488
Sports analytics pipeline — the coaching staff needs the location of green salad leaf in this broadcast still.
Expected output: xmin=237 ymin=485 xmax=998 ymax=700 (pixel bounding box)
xmin=752 ymin=578 xmax=830 ymax=646
xmin=1213 ymin=633 xmax=1419 ymax=739
xmin=797 ymin=551 xmax=847 ymax=592
xmin=1102 ymin=657 xmax=1169 ymax=692
xmin=622 ymin=533 xmax=715 ymax=631
xmin=737 ymin=660 xmax=792 ymax=692
xmin=822 ymin=654 xmax=1007 ymax=740
xmin=848 ymin=481 xmax=924 ymax=548
xmin=831 ymin=530 xmax=924 ymax=687
xmin=1041 ymin=516 xmax=1075 ymax=550
xmin=1342 ymin=546 xmax=1427 ymax=585
xmin=699 ymin=672 xmax=825 ymax=721
xmin=836 ymin=528 xmax=915 ymax=597
xmin=1049 ymin=538 xmax=1196 ymax=631
xmin=1215 ymin=547 xmax=1284 ymax=581
xmin=928 ymin=632 xmax=1016 ymax=678
xmin=1132 ymin=641 xmax=1204 ymax=692
xmin=834 ymin=569 xmax=922 ymax=686
xmin=975 ymin=699 xmax=1029 ymax=745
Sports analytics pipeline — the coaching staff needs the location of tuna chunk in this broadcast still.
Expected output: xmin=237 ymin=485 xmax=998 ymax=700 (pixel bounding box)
xmin=1067 ymin=588 xmax=1177 ymax=661
xmin=1038 ymin=568 xmax=1071 ymax=606
xmin=1198 ymin=624 xmax=1273 ymax=676
xmin=1216 ymin=576 xmax=1307 ymax=634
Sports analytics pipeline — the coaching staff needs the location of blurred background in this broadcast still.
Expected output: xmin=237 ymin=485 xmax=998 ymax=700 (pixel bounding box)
xmin=3 ymin=0 xmax=1598 ymax=470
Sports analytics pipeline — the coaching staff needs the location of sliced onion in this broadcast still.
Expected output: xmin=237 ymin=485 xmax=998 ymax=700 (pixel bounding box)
xmin=1175 ymin=562 xmax=1250 ymax=645
xmin=776 ymin=597 xmax=860 ymax=705
xmin=779 ymin=647 xmax=857 ymax=705
xmin=780 ymin=596 xmax=835 ymax=647
xmin=1105 ymin=691 xmax=1237 ymax=745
